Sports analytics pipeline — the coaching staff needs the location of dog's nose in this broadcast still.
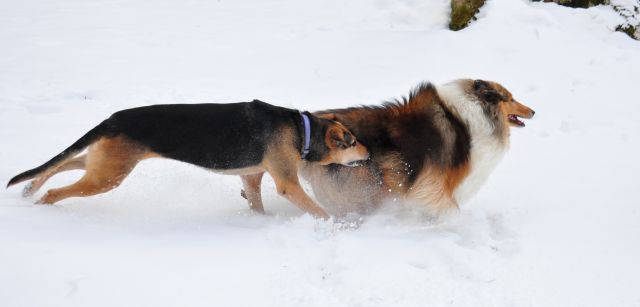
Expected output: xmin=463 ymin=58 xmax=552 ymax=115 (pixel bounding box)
xmin=531 ymin=110 xmax=535 ymax=117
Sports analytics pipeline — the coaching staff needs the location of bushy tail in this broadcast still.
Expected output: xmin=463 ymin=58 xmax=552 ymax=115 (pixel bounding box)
xmin=6 ymin=121 xmax=112 ymax=188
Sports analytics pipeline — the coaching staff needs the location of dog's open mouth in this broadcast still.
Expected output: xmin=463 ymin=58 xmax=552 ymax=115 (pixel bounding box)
xmin=508 ymin=114 xmax=526 ymax=127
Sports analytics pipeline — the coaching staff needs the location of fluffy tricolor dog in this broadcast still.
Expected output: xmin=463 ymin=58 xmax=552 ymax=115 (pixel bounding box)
xmin=298 ymin=79 xmax=535 ymax=216
xmin=6 ymin=100 xmax=369 ymax=219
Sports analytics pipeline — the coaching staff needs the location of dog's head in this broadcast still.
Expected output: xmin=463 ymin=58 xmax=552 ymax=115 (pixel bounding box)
xmin=315 ymin=118 xmax=369 ymax=167
xmin=471 ymin=79 xmax=535 ymax=128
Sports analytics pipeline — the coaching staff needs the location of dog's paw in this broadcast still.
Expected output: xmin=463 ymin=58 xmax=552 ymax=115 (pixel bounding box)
xmin=35 ymin=192 xmax=56 ymax=205
xmin=240 ymin=189 xmax=247 ymax=200
xmin=22 ymin=182 xmax=34 ymax=197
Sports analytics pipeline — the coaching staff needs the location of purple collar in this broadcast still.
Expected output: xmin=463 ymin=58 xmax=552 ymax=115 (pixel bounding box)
xmin=300 ymin=112 xmax=311 ymax=160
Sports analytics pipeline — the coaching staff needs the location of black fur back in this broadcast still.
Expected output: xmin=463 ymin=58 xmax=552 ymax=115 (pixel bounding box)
xmin=108 ymin=100 xmax=300 ymax=169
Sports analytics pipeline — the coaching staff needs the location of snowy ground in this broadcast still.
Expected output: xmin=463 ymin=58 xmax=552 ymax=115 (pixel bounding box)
xmin=1 ymin=0 xmax=640 ymax=306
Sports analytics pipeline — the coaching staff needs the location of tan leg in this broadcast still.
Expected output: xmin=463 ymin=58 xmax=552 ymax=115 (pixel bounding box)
xmin=408 ymin=167 xmax=463 ymax=217
xmin=23 ymin=155 xmax=87 ymax=197
xmin=240 ymin=172 xmax=265 ymax=213
xmin=36 ymin=136 xmax=147 ymax=204
xmin=265 ymin=164 xmax=328 ymax=219
xmin=273 ymin=178 xmax=329 ymax=219
xmin=258 ymin=126 xmax=329 ymax=219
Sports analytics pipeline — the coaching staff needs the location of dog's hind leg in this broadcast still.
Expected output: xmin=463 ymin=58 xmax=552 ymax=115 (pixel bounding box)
xmin=240 ymin=172 xmax=265 ymax=213
xmin=36 ymin=136 xmax=148 ymax=204
xmin=23 ymin=155 xmax=87 ymax=197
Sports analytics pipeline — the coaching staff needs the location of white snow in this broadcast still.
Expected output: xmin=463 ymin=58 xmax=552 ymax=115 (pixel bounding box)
xmin=1 ymin=0 xmax=640 ymax=306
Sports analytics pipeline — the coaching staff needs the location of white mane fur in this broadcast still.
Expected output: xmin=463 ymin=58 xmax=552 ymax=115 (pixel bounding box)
xmin=436 ymin=80 xmax=509 ymax=205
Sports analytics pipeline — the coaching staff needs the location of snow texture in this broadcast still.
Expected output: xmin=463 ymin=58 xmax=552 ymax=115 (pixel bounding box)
xmin=1 ymin=0 xmax=639 ymax=306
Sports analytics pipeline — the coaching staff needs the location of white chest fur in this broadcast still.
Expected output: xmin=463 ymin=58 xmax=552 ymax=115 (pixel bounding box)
xmin=437 ymin=82 xmax=509 ymax=205
xmin=454 ymin=134 xmax=507 ymax=204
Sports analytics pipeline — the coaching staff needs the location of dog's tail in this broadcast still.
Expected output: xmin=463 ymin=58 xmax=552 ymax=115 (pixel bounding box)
xmin=6 ymin=120 xmax=114 ymax=188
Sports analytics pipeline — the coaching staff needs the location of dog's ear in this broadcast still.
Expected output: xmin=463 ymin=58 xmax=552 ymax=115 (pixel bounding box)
xmin=326 ymin=127 xmax=348 ymax=149
xmin=474 ymin=80 xmax=504 ymax=104
xmin=343 ymin=131 xmax=355 ymax=146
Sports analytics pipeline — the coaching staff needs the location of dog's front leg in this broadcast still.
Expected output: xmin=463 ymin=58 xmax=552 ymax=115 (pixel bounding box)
xmin=274 ymin=179 xmax=329 ymax=219
xmin=263 ymin=153 xmax=329 ymax=219
xmin=266 ymin=170 xmax=328 ymax=219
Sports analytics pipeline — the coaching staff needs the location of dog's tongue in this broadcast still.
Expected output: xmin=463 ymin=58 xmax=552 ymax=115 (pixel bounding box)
xmin=508 ymin=114 xmax=525 ymax=127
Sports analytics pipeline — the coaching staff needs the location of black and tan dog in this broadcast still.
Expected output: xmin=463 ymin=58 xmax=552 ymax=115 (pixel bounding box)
xmin=6 ymin=100 xmax=369 ymax=219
